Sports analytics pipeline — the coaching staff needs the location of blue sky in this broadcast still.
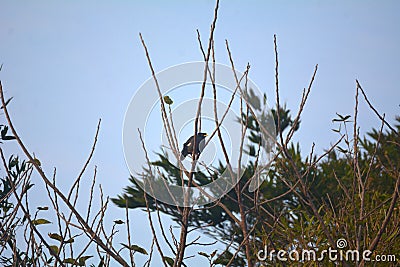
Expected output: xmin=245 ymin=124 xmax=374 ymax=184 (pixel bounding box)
xmin=1 ymin=1 xmax=399 ymax=265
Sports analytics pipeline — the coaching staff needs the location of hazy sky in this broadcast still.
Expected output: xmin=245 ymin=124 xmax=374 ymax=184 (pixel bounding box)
xmin=1 ymin=1 xmax=399 ymax=265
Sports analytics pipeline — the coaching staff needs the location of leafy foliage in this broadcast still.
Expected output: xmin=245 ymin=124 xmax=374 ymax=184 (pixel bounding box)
xmin=114 ymin=104 xmax=400 ymax=266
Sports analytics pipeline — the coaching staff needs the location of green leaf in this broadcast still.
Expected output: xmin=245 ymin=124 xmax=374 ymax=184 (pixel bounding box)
xmin=213 ymin=257 xmax=230 ymax=265
xmin=2 ymin=135 xmax=16 ymax=140
xmin=1 ymin=125 xmax=9 ymax=138
xmin=24 ymin=182 xmax=34 ymax=192
xmin=48 ymin=233 xmax=63 ymax=242
xmin=163 ymin=256 xmax=175 ymax=266
xmin=131 ymin=244 xmax=148 ymax=255
xmin=213 ymin=251 xmax=234 ymax=265
xmin=22 ymin=214 xmax=28 ymax=223
xmin=9 ymin=157 xmax=18 ymax=168
xmin=342 ymin=115 xmax=351 ymax=121
xmin=163 ymin=95 xmax=173 ymax=105
xmin=337 ymin=146 xmax=348 ymax=154
xmin=28 ymin=158 xmax=41 ymax=167
xmin=78 ymin=255 xmax=93 ymax=266
xmin=63 ymin=258 xmax=76 ymax=264
xmin=333 ymin=113 xmax=351 ymax=122
xmin=32 ymin=218 xmax=51 ymax=225
xmin=49 ymin=245 xmax=59 ymax=255
xmin=113 ymin=219 xmax=124 ymax=224
xmin=65 ymin=238 xmax=75 ymax=244
xmin=121 ymin=243 xmax=148 ymax=255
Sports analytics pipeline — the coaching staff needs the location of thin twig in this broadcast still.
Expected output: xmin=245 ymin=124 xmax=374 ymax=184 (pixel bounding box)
xmin=0 ymin=81 xmax=130 ymax=266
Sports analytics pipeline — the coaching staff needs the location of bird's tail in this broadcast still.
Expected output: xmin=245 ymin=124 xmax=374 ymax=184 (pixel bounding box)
xmin=180 ymin=148 xmax=187 ymax=161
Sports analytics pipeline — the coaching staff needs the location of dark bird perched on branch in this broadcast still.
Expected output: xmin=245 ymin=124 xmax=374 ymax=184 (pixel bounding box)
xmin=180 ymin=132 xmax=208 ymax=160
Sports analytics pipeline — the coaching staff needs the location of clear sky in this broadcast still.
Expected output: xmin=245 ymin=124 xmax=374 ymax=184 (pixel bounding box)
xmin=1 ymin=1 xmax=399 ymax=265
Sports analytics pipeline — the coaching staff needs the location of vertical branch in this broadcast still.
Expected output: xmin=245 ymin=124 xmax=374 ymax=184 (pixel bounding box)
xmin=125 ymin=197 xmax=135 ymax=266
xmin=274 ymin=34 xmax=284 ymax=146
xmin=285 ymin=64 xmax=318 ymax=144
xmin=353 ymin=83 xmax=364 ymax=252
xmin=224 ymin=40 xmax=254 ymax=267
xmin=138 ymin=129 xmax=168 ymax=267
xmin=175 ymin=1 xmax=220 ymax=267
xmin=139 ymin=33 xmax=179 ymax=162
xmin=271 ymin=36 xmax=336 ymax=249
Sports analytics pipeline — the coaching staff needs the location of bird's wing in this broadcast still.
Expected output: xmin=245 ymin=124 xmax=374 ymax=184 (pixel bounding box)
xmin=183 ymin=136 xmax=194 ymax=146
xmin=198 ymin=139 xmax=206 ymax=152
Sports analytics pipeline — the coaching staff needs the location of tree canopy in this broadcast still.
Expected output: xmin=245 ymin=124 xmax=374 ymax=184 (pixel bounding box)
xmin=113 ymin=102 xmax=400 ymax=266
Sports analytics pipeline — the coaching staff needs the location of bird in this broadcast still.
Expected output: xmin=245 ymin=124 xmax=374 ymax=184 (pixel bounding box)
xmin=180 ymin=132 xmax=208 ymax=160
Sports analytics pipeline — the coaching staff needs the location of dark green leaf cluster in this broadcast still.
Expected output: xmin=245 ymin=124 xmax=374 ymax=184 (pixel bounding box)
xmin=114 ymin=107 xmax=400 ymax=266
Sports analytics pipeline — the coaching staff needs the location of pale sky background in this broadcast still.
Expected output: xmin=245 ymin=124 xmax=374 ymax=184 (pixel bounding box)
xmin=1 ymin=1 xmax=399 ymax=266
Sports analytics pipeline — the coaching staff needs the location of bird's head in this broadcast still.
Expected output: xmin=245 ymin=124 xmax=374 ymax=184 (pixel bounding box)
xmin=198 ymin=132 xmax=208 ymax=138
